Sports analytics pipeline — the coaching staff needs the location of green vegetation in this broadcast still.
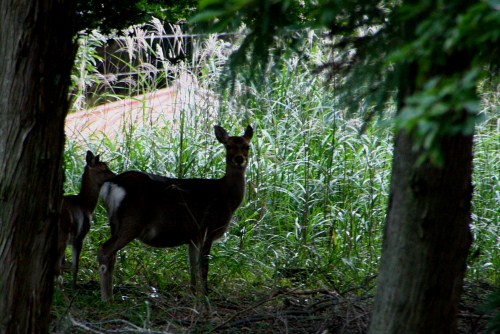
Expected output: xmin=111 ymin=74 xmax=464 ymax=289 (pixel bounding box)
xmin=54 ymin=24 xmax=499 ymax=332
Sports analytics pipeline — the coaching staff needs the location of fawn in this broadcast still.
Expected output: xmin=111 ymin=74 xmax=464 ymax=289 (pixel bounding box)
xmin=57 ymin=151 xmax=115 ymax=286
xmin=98 ymin=125 xmax=253 ymax=302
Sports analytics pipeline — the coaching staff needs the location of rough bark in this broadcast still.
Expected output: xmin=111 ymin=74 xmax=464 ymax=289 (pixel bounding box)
xmin=0 ymin=1 xmax=76 ymax=333
xmin=369 ymin=129 xmax=473 ymax=333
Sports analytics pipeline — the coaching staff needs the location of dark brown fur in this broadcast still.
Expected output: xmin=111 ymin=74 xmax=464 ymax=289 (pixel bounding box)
xmin=57 ymin=151 xmax=115 ymax=287
xmin=98 ymin=125 xmax=253 ymax=301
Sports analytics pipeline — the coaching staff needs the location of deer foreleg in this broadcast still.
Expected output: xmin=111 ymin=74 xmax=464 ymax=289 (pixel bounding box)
xmin=189 ymin=239 xmax=213 ymax=296
xmin=199 ymin=240 xmax=213 ymax=296
xmin=189 ymin=242 xmax=201 ymax=294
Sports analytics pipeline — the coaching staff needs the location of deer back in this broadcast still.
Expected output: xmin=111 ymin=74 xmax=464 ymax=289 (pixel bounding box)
xmin=100 ymin=172 xmax=241 ymax=248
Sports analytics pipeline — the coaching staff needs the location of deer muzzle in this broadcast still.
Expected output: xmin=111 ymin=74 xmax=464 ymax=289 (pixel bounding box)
xmin=233 ymin=155 xmax=246 ymax=167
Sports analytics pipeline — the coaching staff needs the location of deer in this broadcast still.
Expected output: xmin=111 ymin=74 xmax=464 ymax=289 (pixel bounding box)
xmin=57 ymin=150 xmax=116 ymax=287
xmin=98 ymin=125 xmax=253 ymax=302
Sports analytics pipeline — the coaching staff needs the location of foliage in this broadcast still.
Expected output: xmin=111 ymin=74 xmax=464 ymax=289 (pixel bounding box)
xmin=388 ymin=1 xmax=500 ymax=164
xmin=192 ymin=0 xmax=315 ymax=86
xmin=194 ymin=0 xmax=500 ymax=165
xmin=76 ymin=0 xmax=197 ymax=32
xmin=70 ymin=31 xmax=107 ymax=110
xmin=396 ymin=70 xmax=482 ymax=165
xmin=480 ymin=287 xmax=500 ymax=333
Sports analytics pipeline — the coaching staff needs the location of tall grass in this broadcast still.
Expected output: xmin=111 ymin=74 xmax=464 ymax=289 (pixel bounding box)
xmin=62 ymin=21 xmax=499 ymax=304
xmin=469 ymin=110 xmax=500 ymax=284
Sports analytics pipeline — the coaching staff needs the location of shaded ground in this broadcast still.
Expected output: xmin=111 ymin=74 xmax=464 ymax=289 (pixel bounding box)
xmin=52 ymin=278 xmax=494 ymax=333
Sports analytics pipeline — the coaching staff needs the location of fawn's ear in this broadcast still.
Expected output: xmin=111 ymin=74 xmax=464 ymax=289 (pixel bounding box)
xmin=214 ymin=125 xmax=229 ymax=144
xmin=244 ymin=125 xmax=253 ymax=140
xmin=86 ymin=150 xmax=95 ymax=165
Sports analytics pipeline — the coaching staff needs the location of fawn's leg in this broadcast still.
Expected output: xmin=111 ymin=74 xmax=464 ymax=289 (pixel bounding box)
xmin=71 ymin=217 xmax=90 ymax=287
xmin=71 ymin=241 xmax=82 ymax=287
xmin=56 ymin=236 xmax=68 ymax=277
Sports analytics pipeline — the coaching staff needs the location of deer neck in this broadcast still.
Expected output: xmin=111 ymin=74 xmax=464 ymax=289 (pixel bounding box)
xmin=77 ymin=170 xmax=101 ymax=213
xmin=222 ymin=166 xmax=247 ymax=202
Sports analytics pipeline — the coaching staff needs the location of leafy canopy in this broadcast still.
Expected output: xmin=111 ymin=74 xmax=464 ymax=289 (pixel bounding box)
xmin=193 ymin=0 xmax=500 ymax=164
xmin=76 ymin=0 xmax=198 ymax=32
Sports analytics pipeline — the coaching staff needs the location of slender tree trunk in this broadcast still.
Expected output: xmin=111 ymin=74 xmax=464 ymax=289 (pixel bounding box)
xmin=369 ymin=128 xmax=473 ymax=333
xmin=0 ymin=1 xmax=76 ymax=333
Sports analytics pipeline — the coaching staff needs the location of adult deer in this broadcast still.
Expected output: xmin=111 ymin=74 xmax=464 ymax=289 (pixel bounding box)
xmin=98 ymin=125 xmax=253 ymax=302
xmin=57 ymin=151 xmax=115 ymax=287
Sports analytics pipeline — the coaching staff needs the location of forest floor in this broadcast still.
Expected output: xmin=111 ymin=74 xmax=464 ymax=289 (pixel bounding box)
xmin=52 ymin=278 xmax=494 ymax=333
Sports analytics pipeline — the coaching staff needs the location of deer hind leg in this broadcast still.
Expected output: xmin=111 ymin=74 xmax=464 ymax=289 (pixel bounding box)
xmin=98 ymin=217 xmax=139 ymax=302
xmin=98 ymin=248 xmax=116 ymax=303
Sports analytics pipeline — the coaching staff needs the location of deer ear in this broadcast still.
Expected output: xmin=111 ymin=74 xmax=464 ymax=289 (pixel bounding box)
xmin=86 ymin=151 xmax=95 ymax=165
xmin=214 ymin=125 xmax=229 ymax=144
xmin=244 ymin=125 xmax=253 ymax=140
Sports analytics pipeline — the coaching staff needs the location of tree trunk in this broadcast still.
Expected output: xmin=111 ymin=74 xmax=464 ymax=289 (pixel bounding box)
xmin=369 ymin=129 xmax=473 ymax=333
xmin=0 ymin=1 xmax=76 ymax=333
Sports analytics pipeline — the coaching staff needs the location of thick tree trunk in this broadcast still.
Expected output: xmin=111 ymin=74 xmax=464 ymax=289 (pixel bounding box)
xmin=0 ymin=1 xmax=76 ymax=333
xmin=369 ymin=129 xmax=473 ymax=333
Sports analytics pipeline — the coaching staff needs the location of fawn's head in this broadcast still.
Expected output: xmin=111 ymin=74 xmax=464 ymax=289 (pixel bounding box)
xmin=214 ymin=125 xmax=253 ymax=170
xmin=84 ymin=150 xmax=116 ymax=185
